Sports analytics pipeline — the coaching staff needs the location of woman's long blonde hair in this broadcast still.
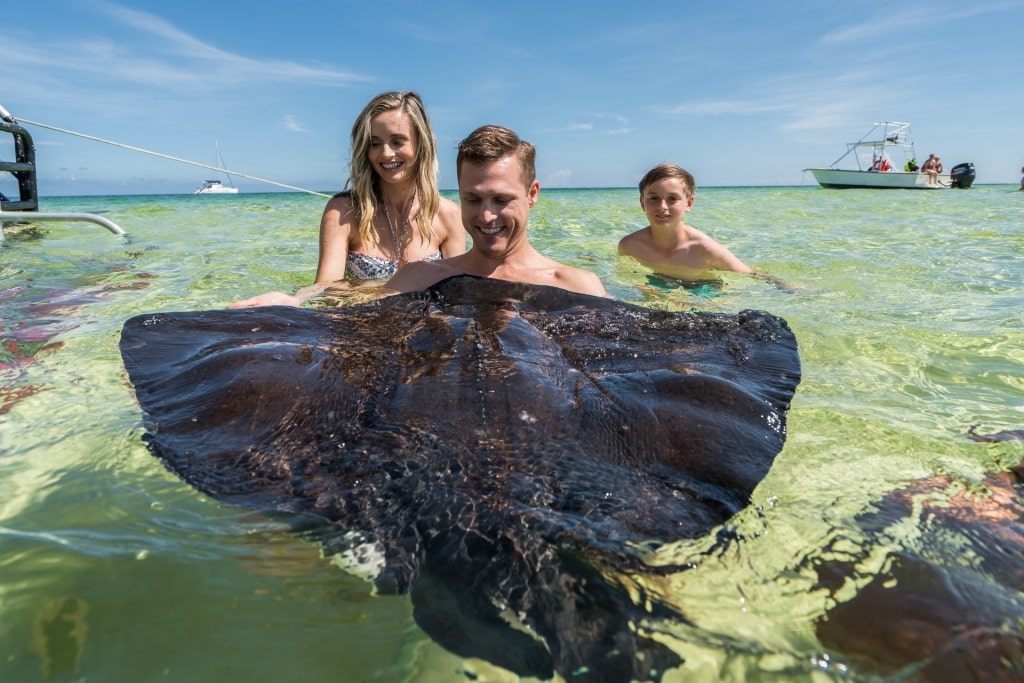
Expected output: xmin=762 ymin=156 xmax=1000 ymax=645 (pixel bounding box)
xmin=346 ymin=91 xmax=440 ymax=247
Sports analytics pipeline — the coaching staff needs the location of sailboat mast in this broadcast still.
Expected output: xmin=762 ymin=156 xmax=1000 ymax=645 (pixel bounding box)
xmin=214 ymin=139 xmax=234 ymax=188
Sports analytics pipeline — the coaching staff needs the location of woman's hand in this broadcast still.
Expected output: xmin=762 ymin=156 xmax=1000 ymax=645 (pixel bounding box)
xmin=227 ymin=291 xmax=303 ymax=309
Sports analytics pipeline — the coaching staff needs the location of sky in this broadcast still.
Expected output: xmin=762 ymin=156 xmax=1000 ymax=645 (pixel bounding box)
xmin=2 ymin=0 xmax=1023 ymax=196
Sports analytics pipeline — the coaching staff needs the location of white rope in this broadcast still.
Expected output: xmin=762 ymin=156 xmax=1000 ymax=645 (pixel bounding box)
xmin=16 ymin=117 xmax=331 ymax=198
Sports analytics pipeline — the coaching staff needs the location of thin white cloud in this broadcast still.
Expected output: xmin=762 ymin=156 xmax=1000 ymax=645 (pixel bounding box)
xmin=544 ymin=168 xmax=573 ymax=185
xmin=653 ymin=99 xmax=786 ymax=117
xmin=539 ymin=123 xmax=593 ymax=133
xmin=819 ymin=3 xmax=1018 ymax=46
xmin=539 ymin=118 xmax=630 ymax=136
xmin=593 ymin=114 xmax=631 ymax=135
xmin=1 ymin=2 xmax=369 ymax=93
xmin=650 ymin=64 xmax=925 ymax=133
xmin=818 ymin=7 xmax=933 ymax=46
xmin=394 ymin=21 xmax=458 ymax=44
xmin=283 ymin=115 xmax=310 ymax=133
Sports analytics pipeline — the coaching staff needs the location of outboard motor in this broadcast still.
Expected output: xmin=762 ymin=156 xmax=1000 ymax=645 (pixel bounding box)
xmin=950 ymin=162 xmax=975 ymax=189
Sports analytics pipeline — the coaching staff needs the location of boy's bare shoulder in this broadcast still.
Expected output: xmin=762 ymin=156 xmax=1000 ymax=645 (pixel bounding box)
xmin=617 ymin=227 xmax=651 ymax=253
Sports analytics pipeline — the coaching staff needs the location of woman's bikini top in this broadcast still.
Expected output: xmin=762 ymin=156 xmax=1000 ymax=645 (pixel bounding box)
xmin=345 ymin=250 xmax=441 ymax=280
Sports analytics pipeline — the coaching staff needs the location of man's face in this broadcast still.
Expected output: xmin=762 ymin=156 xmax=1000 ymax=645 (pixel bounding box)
xmin=458 ymin=156 xmax=539 ymax=259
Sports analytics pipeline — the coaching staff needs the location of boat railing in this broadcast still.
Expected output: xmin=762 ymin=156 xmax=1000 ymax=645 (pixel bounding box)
xmin=1 ymin=104 xmax=126 ymax=241
xmin=825 ymin=122 xmax=917 ymax=171
xmin=1 ymin=106 xmax=38 ymax=212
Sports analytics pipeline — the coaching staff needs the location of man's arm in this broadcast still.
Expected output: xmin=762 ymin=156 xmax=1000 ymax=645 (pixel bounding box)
xmin=381 ymin=261 xmax=451 ymax=295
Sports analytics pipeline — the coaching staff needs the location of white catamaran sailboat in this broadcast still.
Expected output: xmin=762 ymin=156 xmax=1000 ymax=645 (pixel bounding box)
xmin=194 ymin=140 xmax=238 ymax=195
xmin=804 ymin=122 xmax=975 ymax=190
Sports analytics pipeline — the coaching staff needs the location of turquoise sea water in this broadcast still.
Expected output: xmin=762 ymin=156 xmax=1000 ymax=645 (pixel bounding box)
xmin=1 ymin=185 xmax=1022 ymax=682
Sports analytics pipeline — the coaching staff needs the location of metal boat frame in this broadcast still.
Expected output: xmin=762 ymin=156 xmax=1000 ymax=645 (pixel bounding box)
xmin=1 ymin=104 xmax=125 ymax=240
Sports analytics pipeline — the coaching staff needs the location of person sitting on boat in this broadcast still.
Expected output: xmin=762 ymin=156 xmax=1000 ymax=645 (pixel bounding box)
xmin=229 ymin=91 xmax=466 ymax=308
xmin=921 ymin=154 xmax=942 ymax=186
xmin=904 ymin=159 xmax=919 ymax=173
xmin=871 ymin=155 xmax=892 ymax=172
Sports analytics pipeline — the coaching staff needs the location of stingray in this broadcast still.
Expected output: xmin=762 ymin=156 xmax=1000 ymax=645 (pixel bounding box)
xmin=814 ymin=464 xmax=1024 ymax=681
xmin=119 ymin=275 xmax=801 ymax=682
xmin=967 ymin=423 xmax=1024 ymax=443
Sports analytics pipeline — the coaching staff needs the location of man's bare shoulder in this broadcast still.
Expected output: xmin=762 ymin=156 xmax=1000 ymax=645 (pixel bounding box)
xmin=552 ymin=264 xmax=610 ymax=298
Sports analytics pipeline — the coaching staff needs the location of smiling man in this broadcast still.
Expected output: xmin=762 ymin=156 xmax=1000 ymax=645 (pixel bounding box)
xmin=382 ymin=125 xmax=609 ymax=298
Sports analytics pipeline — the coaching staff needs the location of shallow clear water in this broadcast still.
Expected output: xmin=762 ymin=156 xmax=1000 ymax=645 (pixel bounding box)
xmin=1 ymin=185 xmax=1022 ymax=682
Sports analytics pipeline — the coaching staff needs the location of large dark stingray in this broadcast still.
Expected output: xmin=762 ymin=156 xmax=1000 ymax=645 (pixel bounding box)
xmin=814 ymin=463 xmax=1024 ymax=682
xmin=119 ymin=275 xmax=801 ymax=682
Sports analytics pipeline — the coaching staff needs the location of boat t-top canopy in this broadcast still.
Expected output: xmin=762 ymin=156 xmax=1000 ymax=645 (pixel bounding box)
xmin=826 ymin=121 xmax=918 ymax=171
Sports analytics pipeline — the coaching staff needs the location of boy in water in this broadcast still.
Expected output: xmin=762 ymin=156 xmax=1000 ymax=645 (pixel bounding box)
xmin=618 ymin=163 xmax=792 ymax=289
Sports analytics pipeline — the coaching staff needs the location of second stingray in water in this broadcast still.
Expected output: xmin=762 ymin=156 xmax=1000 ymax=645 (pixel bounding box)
xmin=119 ymin=275 xmax=802 ymax=682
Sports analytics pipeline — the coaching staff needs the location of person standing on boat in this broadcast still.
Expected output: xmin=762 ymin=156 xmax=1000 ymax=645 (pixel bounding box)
xmin=921 ymin=154 xmax=943 ymax=186
xmin=230 ymin=91 xmax=465 ymax=308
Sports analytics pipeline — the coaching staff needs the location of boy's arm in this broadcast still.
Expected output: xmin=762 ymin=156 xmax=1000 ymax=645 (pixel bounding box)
xmin=704 ymin=239 xmax=757 ymax=275
xmin=705 ymin=239 xmax=803 ymax=291
xmin=751 ymin=271 xmax=804 ymax=292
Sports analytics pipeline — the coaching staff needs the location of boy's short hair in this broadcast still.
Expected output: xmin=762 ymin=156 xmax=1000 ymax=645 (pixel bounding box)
xmin=457 ymin=125 xmax=536 ymax=188
xmin=639 ymin=163 xmax=696 ymax=196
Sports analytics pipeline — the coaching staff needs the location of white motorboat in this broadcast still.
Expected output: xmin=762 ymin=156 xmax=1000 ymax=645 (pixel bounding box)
xmin=194 ymin=140 xmax=238 ymax=194
xmin=804 ymin=122 xmax=975 ymax=190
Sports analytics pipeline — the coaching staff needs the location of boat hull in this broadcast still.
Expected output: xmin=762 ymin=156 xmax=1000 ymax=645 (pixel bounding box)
xmin=194 ymin=181 xmax=238 ymax=195
xmin=806 ymin=168 xmax=949 ymax=190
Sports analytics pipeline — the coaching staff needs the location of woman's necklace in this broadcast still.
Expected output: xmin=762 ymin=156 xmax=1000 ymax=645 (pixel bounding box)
xmin=382 ymin=202 xmax=410 ymax=265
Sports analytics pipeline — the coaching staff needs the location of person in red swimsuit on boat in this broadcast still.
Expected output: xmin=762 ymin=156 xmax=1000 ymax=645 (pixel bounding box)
xmin=230 ymin=91 xmax=465 ymax=308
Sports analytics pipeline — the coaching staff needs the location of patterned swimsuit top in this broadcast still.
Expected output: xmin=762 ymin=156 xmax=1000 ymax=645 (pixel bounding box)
xmin=345 ymin=250 xmax=441 ymax=280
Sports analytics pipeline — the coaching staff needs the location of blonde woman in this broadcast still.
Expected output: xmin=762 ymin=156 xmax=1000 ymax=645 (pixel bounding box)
xmin=231 ymin=91 xmax=464 ymax=308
